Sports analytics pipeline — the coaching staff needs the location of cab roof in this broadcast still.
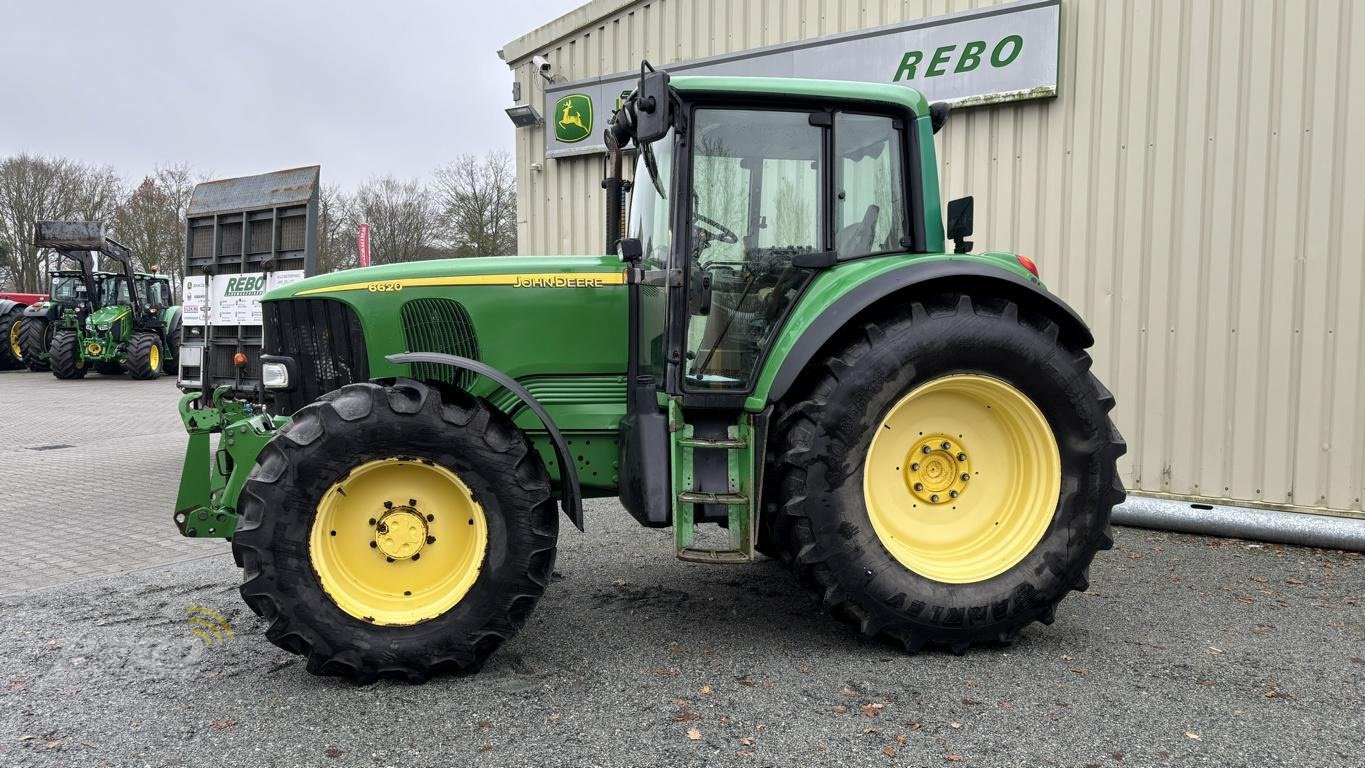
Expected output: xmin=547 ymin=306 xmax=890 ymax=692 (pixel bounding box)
xmin=670 ymin=76 xmax=929 ymax=119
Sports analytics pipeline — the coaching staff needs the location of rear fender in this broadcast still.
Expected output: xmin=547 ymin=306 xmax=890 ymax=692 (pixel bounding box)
xmin=752 ymin=259 xmax=1094 ymax=408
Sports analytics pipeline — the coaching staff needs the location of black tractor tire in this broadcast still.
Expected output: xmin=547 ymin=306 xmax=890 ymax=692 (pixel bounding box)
xmin=95 ymin=361 xmax=124 ymax=376
xmin=162 ymin=313 xmax=182 ymax=374
xmin=124 ymin=332 xmax=163 ymax=380
xmin=19 ymin=316 xmax=51 ymax=372
xmin=764 ymin=292 xmax=1125 ymax=653
xmin=48 ymin=331 xmax=87 ymax=380
xmin=0 ymin=304 xmax=24 ymax=370
xmin=232 ymin=379 xmax=558 ymax=683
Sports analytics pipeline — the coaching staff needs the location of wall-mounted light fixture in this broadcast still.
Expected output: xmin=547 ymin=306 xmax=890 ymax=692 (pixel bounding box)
xmin=505 ymin=105 xmax=543 ymax=128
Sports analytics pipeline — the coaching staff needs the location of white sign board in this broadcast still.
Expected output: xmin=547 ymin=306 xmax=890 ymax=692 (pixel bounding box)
xmin=182 ymin=270 xmax=307 ymax=326
xmin=543 ymin=0 xmax=1059 ymax=157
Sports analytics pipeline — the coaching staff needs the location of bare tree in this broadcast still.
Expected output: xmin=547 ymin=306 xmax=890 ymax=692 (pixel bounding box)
xmin=0 ymin=154 xmax=122 ymax=291
xmin=350 ymin=175 xmax=439 ymax=265
xmin=433 ymin=150 xmax=517 ymax=257
xmin=110 ymin=164 xmax=198 ymax=297
xmin=316 ymin=184 xmax=358 ymax=274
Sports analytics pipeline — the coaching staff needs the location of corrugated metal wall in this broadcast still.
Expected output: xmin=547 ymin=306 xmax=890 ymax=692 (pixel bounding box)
xmin=505 ymin=0 xmax=1365 ymax=517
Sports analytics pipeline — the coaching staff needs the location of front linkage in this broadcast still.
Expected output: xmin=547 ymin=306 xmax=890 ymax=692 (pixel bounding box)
xmin=174 ymin=387 xmax=285 ymax=538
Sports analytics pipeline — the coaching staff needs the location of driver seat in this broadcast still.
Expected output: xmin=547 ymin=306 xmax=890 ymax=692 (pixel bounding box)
xmin=835 ymin=204 xmax=880 ymax=256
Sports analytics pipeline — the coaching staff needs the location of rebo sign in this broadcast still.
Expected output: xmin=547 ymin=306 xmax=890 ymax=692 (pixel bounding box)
xmin=541 ymin=0 xmax=1060 ymax=157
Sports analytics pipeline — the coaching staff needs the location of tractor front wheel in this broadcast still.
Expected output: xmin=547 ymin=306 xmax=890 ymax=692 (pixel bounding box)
xmin=124 ymin=332 xmax=163 ymax=380
xmin=232 ymin=380 xmax=558 ymax=683
xmin=19 ymin=317 xmax=51 ymax=371
xmin=766 ymin=293 xmax=1125 ymax=652
xmin=48 ymin=331 xmax=87 ymax=380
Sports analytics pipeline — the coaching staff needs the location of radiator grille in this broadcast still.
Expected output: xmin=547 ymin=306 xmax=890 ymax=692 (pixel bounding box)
xmin=263 ymin=298 xmax=368 ymax=415
xmin=400 ymin=298 xmax=479 ymax=390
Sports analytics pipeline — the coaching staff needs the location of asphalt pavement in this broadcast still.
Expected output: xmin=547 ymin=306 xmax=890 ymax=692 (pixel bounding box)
xmin=0 ymin=369 xmax=1361 ymax=767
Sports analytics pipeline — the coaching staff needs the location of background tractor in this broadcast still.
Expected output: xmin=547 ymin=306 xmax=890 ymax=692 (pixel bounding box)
xmin=17 ymin=255 xmax=114 ymax=372
xmin=34 ymin=221 xmax=181 ymax=380
xmin=0 ymin=290 xmax=47 ymax=369
xmin=174 ymin=66 xmax=1124 ymax=683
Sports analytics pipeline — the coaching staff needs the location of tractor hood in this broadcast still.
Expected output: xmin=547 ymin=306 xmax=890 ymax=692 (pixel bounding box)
xmin=86 ymin=304 xmax=130 ymax=329
xmin=263 ymin=254 xmax=625 ymax=301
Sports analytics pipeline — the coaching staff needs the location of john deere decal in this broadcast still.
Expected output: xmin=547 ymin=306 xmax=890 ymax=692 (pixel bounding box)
xmin=554 ymin=94 xmax=593 ymax=143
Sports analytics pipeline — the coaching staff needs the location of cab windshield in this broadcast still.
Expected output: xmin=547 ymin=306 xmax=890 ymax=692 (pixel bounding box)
xmin=50 ymin=274 xmax=86 ymax=302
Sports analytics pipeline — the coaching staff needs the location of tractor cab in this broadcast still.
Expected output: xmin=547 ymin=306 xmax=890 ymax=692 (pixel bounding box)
xmin=605 ymin=67 xmax=943 ymax=560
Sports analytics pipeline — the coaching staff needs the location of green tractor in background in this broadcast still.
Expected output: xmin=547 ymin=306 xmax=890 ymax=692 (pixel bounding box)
xmin=34 ymin=222 xmax=182 ymax=380
xmin=174 ymin=67 xmax=1124 ymax=682
xmin=18 ymin=256 xmax=115 ymax=372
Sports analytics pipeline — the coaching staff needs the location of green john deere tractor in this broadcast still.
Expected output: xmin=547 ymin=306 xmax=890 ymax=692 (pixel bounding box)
xmin=34 ymin=222 xmax=182 ymax=380
xmin=18 ymin=257 xmax=115 ymax=372
xmin=175 ymin=67 xmax=1124 ymax=682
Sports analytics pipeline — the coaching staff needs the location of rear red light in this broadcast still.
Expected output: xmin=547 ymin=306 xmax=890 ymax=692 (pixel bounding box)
xmin=1016 ymin=254 xmax=1039 ymax=278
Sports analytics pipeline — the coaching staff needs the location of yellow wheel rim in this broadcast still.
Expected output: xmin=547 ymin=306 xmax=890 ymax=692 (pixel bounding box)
xmin=863 ymin=374 xmax=1061 ymax=584
xmin=149 ymin=343 xmax=161 ymax=370
xmin=310 ymin=458 xmax=488 ymax=626
xmin=8 ymin=320 xmax=20 ymax=360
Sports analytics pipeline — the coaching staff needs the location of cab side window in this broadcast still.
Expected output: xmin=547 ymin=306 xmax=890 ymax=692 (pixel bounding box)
xmin=834 ymin=113 xmax=907 ymax=259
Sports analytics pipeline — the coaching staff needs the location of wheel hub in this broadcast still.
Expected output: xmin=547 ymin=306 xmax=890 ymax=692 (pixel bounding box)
xmin=86 ymin=341 xmax=103 ymax=356
xmin=374 ymin=507 xmax=427 ymax=560
xmin=905 ymin=435 xmax=971 ymax=505
xmin=8 ymin=321 xmax=20 ymax=359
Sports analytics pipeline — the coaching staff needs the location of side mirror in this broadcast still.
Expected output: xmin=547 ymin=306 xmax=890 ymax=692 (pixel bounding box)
xmin=634 ymin=63 xmax=672 ymax=144
xmin=929 ymin=102 xmax=951 ymax=134
xmin=617 ymin=237 xmax=643 ymax=263
xmin=946 ymin=196 xmax=974 ymax=254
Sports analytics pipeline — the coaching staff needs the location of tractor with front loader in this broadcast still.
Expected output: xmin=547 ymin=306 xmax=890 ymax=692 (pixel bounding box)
xmin=174 ymin=66 xmax=1124 ymax=682
xmin=17 ymin=255 xmax=116 ymax=372
xmin=34 ymin=221 xmax=182 ymax=380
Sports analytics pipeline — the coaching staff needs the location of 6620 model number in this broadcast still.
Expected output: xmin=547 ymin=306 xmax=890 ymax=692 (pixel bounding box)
xmin=366 ymin=281 xmax=404 ymax=292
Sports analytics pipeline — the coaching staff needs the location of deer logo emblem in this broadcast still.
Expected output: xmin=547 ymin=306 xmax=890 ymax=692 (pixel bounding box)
xmin=553 ymin=94 xmax=593 ymax=143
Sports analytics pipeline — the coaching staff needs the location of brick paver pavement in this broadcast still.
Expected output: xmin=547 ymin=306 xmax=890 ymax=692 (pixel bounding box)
xmin=0 ymin=370 xmax=224 ymax=594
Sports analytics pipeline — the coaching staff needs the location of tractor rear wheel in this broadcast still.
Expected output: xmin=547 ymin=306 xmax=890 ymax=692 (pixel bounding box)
xmin=232 ymin=380 xmax=558 ymax=683
xmin=124 ymin=332 xmax=163 ymax=380
xmin=48 ymin=331 xmax=87 ymax=380
xmin=0 ymin=304 xmax=24 ymax=370
xmin=766 ymin=293 xmax=1125 ymax=652
xmin=19 ymin=317 xmax=51 ymax=372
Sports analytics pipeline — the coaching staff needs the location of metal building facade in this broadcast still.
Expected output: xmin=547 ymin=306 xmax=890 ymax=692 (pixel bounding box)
xmin=503 ymin=0 xmax=1365 ymax=519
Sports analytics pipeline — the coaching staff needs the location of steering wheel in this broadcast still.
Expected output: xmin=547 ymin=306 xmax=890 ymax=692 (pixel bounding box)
xmin=693 ymin=211 xmax=739 ymax=244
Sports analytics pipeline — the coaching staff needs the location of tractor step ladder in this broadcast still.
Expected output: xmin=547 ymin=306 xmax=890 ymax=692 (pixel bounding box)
xmin=670 ymin=400 xmax=756 ymax=564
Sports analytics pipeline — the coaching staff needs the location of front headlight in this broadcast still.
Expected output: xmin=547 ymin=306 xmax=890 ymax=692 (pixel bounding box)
xmin=261 ymin=361 xmax=290 ymax=389
xmin=95 ymin=323 xmax=110 ymax=332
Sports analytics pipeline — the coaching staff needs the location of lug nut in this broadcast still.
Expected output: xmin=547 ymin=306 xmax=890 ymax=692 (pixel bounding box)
xmin=369 ymin=541 xmax=378 ymax=549
xmin=949 ymin=490 xmax=959 ymax=498
xmin=957 ymin=453 xmax=967 ymax=462
xmin=386 ymin=556 xmax=394 ymax=563
xmin=426 ymin=535 xmax=436 ymax=544
xmin=426 ymin=514 xmax=435 ymax=522
xmin=910 ymin=463 xmax=920 ymax=471
xmin=412 ymin=553 xmax=420 ymax=561
xmin=409 ymin=499 xmax=417 ymax=507
xmin=961 ymin=473 xmax=971 ymax=482
xmin=941 ymin=441 xmax=951 ymax=450
xmin=930 ymin=494 xmax=940 ymax=502
xmin=922 ymin=445 xmax=932 ymax=454
xmin=368 ymin=518 xmax=376 ymax=526
xmin=913 ymin=482 xmax=924 ymax=491
xmin=383 ymin=501 xmax=393 ymax=509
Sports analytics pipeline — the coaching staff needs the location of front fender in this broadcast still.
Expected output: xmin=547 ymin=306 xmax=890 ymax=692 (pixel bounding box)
xmin=747 ymin=255 xmax=1093 ymax=410
xmin=385 ymin=352 xmax=585 ymax=532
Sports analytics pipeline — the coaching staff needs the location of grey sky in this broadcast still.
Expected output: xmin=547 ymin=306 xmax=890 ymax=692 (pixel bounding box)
xmin=0 ymin=0 xmax=581 ymax=189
